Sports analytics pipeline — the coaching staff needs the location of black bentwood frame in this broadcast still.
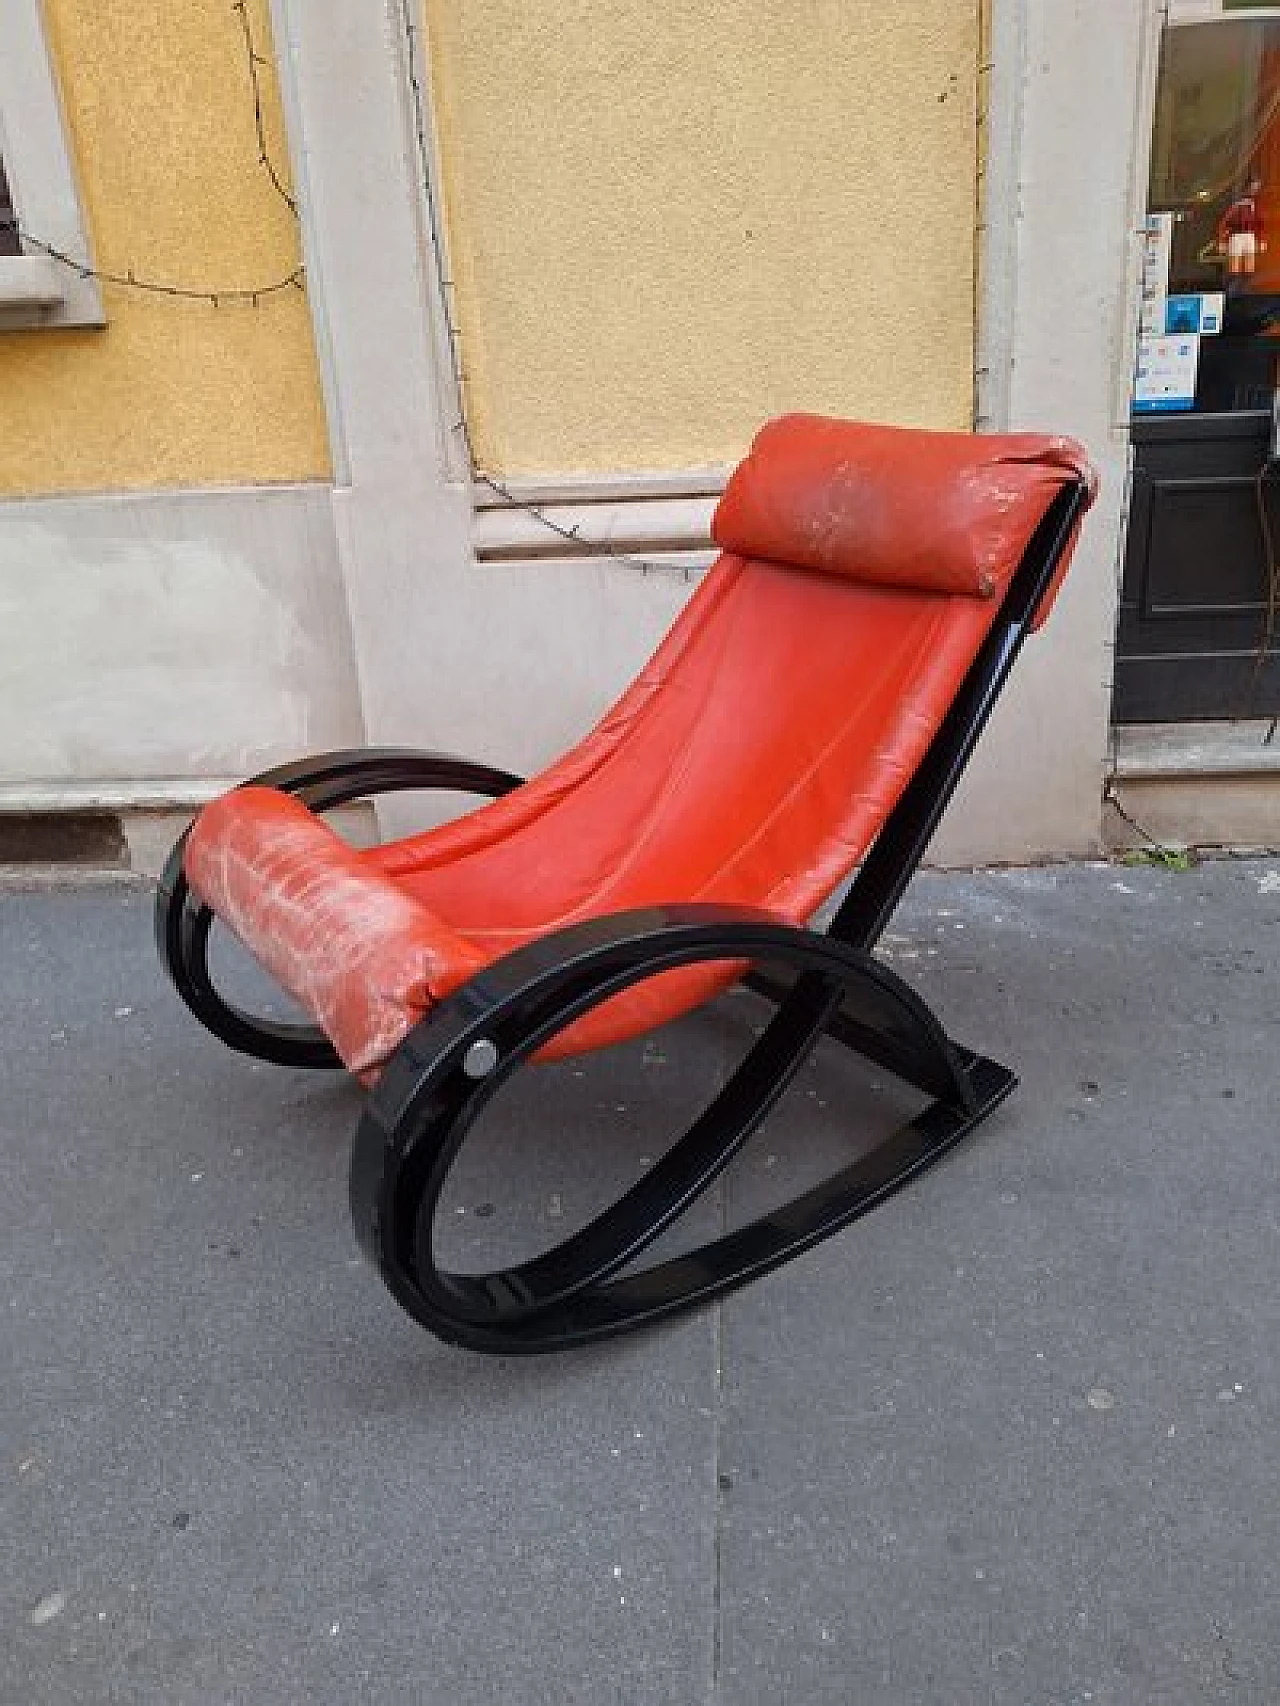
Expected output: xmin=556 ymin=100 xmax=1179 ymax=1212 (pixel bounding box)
xmin=157 ymin=480 xmax=1089 ymax=1353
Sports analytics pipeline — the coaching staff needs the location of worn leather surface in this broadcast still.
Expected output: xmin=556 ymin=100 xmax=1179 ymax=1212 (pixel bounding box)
xmin=713 ymin=414 xmax=1096 ymax=622
xmin=184 ymin=786 xmax=487 ymax=1078
xmin=185 ymin=416 xmax=1098 ymax=1078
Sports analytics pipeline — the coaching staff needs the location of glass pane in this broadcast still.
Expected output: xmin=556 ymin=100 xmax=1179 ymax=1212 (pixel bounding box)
xmin=1150 ymin=23 xmax=1280 ymax=296
xmin=1142 ymin=20 xmax=1280 ymax=411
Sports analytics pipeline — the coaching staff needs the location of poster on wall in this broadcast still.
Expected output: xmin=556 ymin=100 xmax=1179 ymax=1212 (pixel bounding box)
xmin=1163 ymin=292 xmax=1225 ymax=335
xmin=1139 ymin=212 xmax=1174 ymax=336
xmin=1133 ymin=332 xmax=1200 ymax=412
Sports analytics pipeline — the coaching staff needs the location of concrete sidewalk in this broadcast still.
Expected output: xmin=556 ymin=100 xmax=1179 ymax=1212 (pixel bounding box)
xmin=3 ymin=856 xmax=1279 ymax=1705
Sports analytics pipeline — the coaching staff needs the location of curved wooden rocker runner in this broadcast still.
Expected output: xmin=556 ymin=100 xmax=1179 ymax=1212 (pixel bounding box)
xmin=156 ymin=415 xmax=1096 ymax=1353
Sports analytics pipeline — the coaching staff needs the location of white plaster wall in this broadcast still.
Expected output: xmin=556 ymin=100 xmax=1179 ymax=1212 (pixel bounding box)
xmin=271 ymin=0 xmax=693 ymax=822
xmin=930 ymin=0 xmax=1151 ymax=865
xmin=0 ymin=485 xmax=363 ymax=792
xmin=270 ymin=0 xmax=1155 ymax=868
xmin=0 ymin=0 xmax=1155 ymax=870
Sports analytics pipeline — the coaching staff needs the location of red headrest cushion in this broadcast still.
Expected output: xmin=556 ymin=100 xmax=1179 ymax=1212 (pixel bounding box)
xmin=712 ymin=414 xmax=1097 ymax=603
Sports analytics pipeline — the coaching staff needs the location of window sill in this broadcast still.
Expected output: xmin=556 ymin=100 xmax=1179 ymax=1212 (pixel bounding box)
xmin=1111 ymin=719 xmax=1280 ymax=779
xmin=0 ymin=254 xmax=64 ymax=306
xmin=471 ymin=468 xmax=727 ymax=569
xmin=0 ymin=253 xmax=104 ymax=330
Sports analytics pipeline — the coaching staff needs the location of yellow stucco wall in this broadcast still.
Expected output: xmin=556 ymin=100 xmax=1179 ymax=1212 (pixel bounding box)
xmin=0 ymin=0 xmax=329 ymax=498
xmin=424 ymin=1 xmax=981 ymax=475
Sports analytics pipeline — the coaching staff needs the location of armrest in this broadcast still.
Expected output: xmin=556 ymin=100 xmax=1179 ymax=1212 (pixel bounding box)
xmin=155 ymin=747 xmax=525 ymax=1071
xmin=184 ymin=787 xmax=489 ymax=1078
xmin=245 ymin=746 xmax=525 ymax=812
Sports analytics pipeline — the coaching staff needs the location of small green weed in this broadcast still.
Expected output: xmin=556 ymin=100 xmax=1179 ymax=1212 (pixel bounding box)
xmin=1119 ymin=846 xmax=1199 ymax=872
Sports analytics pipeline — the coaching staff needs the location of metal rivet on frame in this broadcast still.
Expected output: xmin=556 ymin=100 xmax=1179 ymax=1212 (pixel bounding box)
xmin=462 ymin=1038 xmax=500 ymax=1079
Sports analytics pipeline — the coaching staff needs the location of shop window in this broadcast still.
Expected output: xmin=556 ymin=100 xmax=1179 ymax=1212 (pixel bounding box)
xmin=1142 ymin=13 xmax=1280 ymax=410
xmin=1116 ymin=6 xmax=1280 ymax=724
xmin=0 ymin=0 xmax=103 ymax=328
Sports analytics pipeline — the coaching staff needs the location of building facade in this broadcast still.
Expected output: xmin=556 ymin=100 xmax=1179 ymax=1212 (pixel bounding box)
xmin=1 ymin=2 xmax=1268 ymax=869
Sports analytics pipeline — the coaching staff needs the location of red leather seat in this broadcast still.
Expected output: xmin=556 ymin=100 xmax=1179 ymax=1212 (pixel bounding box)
xmin=184 ymin=415 xmax=1095 ymax=1078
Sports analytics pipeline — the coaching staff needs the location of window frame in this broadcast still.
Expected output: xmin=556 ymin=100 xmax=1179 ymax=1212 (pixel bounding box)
xmin=1169 ymin=2 xmax=1280 ymax=23
xmin=0 ymin=0 xmax=104 ymax=330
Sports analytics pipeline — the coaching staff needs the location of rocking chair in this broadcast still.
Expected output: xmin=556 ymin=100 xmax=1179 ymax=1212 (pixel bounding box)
xmin=156 ymin=414 xmax=1096 ymax=1353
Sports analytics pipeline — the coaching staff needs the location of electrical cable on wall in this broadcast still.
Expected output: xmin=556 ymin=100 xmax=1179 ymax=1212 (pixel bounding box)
xmin=4 ymin=1 xmax=688 ymax=569
xmin=396 ymin=0 xmax=687 ymax=575
xmin=2 ymin=0 xmax=302 ymax=307
xmin=231 ymin=0 xmax=298 ymax=218
xmin=0 ymin=222 xmax=304 ymax=306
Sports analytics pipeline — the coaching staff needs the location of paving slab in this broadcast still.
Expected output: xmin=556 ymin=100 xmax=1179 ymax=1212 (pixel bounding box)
xmin=1 ymin=886 xmax=720 ymax=1706
xmin=717 ymin=857 xmax=1280 ymax=1706
xmin=3 ymin=857 xmax=1279 ymax=1704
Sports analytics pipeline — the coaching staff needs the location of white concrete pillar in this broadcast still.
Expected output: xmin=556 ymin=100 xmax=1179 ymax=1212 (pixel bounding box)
xmin=932 ymin=0 xmax=1156 ymax=864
